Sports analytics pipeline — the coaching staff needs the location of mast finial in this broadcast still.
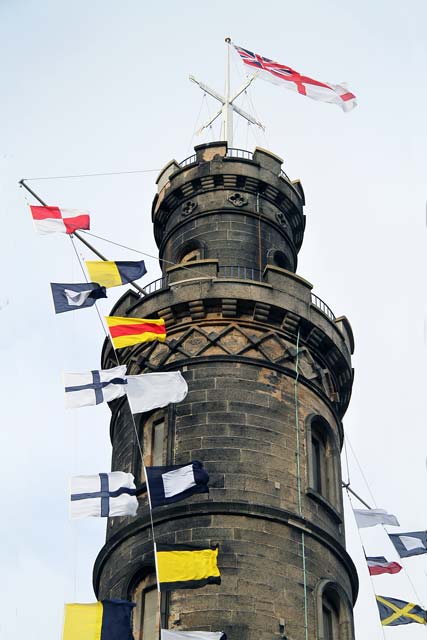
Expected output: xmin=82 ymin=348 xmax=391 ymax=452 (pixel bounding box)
xmin=225 ymin=37 xmax=231 ymax=43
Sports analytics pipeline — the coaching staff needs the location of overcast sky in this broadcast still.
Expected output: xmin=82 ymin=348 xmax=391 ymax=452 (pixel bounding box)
xmin=1 ymin=1 xmax=426 ymax=638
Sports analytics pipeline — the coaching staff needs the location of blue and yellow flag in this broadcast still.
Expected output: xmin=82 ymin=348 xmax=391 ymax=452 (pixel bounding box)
xmin=86 ymin=260 xmax=146 ymax=288
xmin=63 ymin=600 xmax=135 ymax=640
xmin=155 ymin=544 xmax=220 ymax=591
xmin=376 ymin=595 xmax=427 ymax=626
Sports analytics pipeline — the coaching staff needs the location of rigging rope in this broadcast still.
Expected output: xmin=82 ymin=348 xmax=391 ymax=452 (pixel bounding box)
xmin=69 ymin=236 xmax=158 ymax=550
xmin=22 ymin=169 xmax=160 ymax=181
xmin=344 ymin=438 xmax=425 ymax=607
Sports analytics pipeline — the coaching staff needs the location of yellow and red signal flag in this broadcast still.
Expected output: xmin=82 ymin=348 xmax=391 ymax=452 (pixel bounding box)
xmin=105 ymin=316 xmax=166 ymax=349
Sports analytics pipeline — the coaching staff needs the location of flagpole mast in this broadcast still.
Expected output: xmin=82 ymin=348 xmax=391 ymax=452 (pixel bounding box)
xmin=19 ymin=179 xmax=146 ymax=295
xmin=223 ymin=37 xmax=233 ymax=147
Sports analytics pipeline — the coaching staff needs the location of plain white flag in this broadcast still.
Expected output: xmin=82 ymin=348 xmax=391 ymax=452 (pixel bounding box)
xmin=353 ymin=508 xmax=399 ymax=529
xmin=162 ymin=631 xmax=225 ymax=640
xmin=126 ymin=371 xmax=188 ymax=414
xmin=70 ymin=471 xmax=138 ymax=519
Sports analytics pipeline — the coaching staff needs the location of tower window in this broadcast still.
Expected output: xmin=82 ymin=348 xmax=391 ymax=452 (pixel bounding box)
xmin=322 ymin=603 xmax=337 ymax=640
xmin=141 ymin=413 xmax=167 ymax=480
xmin=311 ymin=434 xmax=324 ymax=493
xmin=176 ymin=241 xmax=205 ymax=265
xmin=306 ymin=415 xmax=340 ymax=512
xmin=151 ymin=418 xmax=165 ymax=466
xmin=181 ymin=248 xmax=201 ymax=263
xmin=133 ymin=574 xmax=159 ymax=640
xmin=273 ymin=250 xmax=291 ymax=270
xmin=315 ymin=581 xmax=354 ymax=640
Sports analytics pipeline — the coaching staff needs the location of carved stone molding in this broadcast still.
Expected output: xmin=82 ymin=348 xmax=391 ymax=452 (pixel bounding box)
xmin=228 ymin=192 xmax=248 ymax=208
xmin=132 ymin=323 xmax=339 ymax=403
xmin=181 ymin=200 xmax=197 ymax=216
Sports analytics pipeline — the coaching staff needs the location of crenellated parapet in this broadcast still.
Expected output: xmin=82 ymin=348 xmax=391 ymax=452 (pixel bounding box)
xmin=152 ymin=143 xmax=305 ymax=274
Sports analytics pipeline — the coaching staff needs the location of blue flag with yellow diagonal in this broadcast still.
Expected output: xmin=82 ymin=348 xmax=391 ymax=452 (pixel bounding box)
xmin=376 ymin=595 xmax=427 ymax=626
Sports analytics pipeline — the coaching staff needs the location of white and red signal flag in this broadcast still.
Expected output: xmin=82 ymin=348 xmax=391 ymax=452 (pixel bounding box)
xmin=233 ymin=43 xmax=357 ymax=112
xmin=366 ymin=556 xmax=402 ymax=576
xmin=29 ymin=205 xmax=90 ymax=234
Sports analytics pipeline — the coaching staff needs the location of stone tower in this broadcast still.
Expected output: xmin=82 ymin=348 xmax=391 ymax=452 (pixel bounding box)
xmin=94 ymin=142 xmax=358 ymax=640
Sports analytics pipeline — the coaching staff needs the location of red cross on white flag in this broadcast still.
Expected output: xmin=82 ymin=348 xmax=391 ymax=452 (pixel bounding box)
xmin=233 ymin=43 xmax=357 ymax=112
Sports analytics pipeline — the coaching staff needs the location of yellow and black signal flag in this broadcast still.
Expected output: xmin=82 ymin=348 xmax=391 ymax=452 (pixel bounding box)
xmin=63 ymin=599 xmax=135 ymax=640
xmin=155 ymin=544 xmax=221 ymax=591
xmin=86 ymin=260 xmax=146 ymax=288
xmin=376 ymin=595 xmax=427 ymax=626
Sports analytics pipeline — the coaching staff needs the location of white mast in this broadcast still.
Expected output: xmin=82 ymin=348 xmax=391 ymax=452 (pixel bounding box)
xmin=223 ymin=37 xmax=233 ymax=145
xmin=189 ymin=37 xmax=264 ymax=147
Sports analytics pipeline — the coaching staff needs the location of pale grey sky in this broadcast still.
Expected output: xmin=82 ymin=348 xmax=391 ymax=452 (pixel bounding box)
xmin=1 ymin=1 xmax=426 ymax=638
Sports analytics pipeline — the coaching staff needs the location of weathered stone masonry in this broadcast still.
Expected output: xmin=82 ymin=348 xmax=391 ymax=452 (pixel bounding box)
xmin=94 ymin=142 xmax=358 ymax=640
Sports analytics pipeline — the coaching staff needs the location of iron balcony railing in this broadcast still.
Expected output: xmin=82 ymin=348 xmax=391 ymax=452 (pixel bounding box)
xmin=179 ymin=148 xmax=292 ymax=184
xmin=218 ymin=265 xmax=262 ymax=281
xmin=141 ymin=270 xmax=335 ymax=321
xmin=143 ymin=276 xmax=168 ymax=295
xmin=179 ymin=153 xmax=197 ymax=168
xmin=310 ymin=293 xmax=336 ymax=321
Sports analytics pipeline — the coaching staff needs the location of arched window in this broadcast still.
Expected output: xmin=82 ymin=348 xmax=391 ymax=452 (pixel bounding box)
xmin=315 ymin=580 xmax=354 ymax=640
xmin=181 ymin=248 xmax=201 ymax=263
xmin=306 ymin=415 xmax=341 ymax=514
xmin=140 ymin=412 xmax=167 ymax=480
xmin=132 ymin=573 xmax=159 ymax=640
xmin=176 ymin=241 xmax=205 ymax=265
xmin=273 ymin=250 xmax=291 ymax=271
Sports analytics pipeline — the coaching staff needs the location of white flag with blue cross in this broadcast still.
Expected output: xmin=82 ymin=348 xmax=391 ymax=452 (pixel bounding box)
xmin=63 ymin=365 xmax=127 ymax=408
xmin=70 ymin=471 xmax=138 ymax=518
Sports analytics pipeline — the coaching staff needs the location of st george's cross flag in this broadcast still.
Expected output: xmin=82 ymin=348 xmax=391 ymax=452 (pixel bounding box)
xmin=353 ymin=508 xmax=399 ymax=529
xmin=126 ymin=371 xmax=188 ymax=414
xmin=51 ymin=282 xmax=107 ymax=313
xmin=162 ymin=631 xmax=226 ymax=640
xmin=155 ymin=544 xmax=221 ymax=591
xmin=29 ymin=205 xmax=90 ymax=234
xmin=388 ymin=531 xmax=427 ymax=558
xmin=366 ymin=556 xmax=402 ymax=576
xmin=70 ymin=472 xmax=138 ymax=518
xmin=106 ymin=316 xmax=166 ymax=349
xmin=376 ymin=595 xmax=427 ymax=626
xmin=64 ymin=365 xmax=127 ymax=408
xmin=233 ymin=43 xmax=357 ymax=112
xmin=145 ymin=461 xmax=209 ymax=508
xmin=63 ymin=600 xmax=135 ymax=640
xmin=86 ymin=260 xmax=147 ymax=288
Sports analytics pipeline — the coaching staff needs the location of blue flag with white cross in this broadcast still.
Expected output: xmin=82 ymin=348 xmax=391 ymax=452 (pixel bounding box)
xmin=63 ymin=365 xmax=127 ymax=408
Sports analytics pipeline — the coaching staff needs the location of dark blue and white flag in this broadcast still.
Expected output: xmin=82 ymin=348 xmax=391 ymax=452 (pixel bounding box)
xmin=70 ymin=471 xmax=138 ymax=518
xmin=64 ymin=365 xmax=127 ymax=408
xmin=146 ymin=461 xmax=209 ymax=508
xmin=389 ymin=531 xmax=427 ymax=558
xmin=51 ymin=282 xmax=107 ymax=314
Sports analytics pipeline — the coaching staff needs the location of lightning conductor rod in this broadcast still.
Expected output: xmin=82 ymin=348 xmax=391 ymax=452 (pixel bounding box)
xmin=19 ymin=179 xmax=146 ymax=296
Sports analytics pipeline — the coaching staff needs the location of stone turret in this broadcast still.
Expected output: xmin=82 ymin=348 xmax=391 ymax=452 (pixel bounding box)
xmin=94 ymin=142 xmax=357 ymax=640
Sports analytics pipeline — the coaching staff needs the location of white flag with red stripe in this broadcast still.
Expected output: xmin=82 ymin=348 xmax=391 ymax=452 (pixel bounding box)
xmin=233 ymin=43 xmax=357 ymax=113
xmin=30 ymin=205 xmax=90 ymax=234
